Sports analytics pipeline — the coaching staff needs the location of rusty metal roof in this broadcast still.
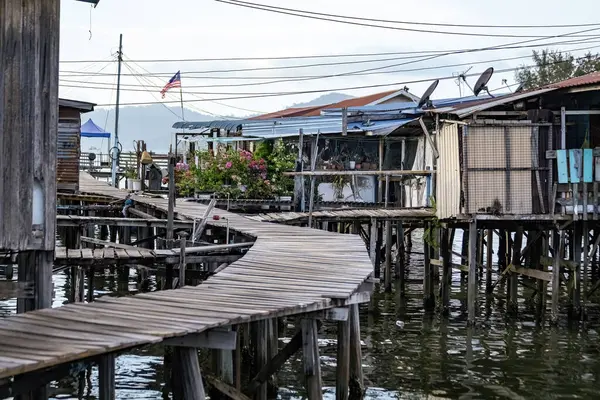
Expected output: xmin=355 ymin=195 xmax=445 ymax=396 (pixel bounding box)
xmin=545 ymin=71 xmax=600 ymax=89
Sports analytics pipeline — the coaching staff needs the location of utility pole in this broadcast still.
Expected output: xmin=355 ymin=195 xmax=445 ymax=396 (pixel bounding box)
xmin=111 ymin=33 xmax=123 ymax=187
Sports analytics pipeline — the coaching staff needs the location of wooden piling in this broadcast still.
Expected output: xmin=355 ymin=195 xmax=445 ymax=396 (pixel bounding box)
xmin=551 ymin=230 xmax=565 ymax=324
xmin=384 ymin=221 xmax=392 ymax=293
xmin=336 ymin=312 xmax=350 ymax=400
xmin=99 ymin=354 xmax=116 ymax=400
xmin=498 ymin=229 xmax=507 ymax=271
xmin=369 ymin=219 xmax=377 ymax=277
xmin=508 ymin=228 xmax=523 ymax=316
xmin=441 ymin=227 xmax=451 ymax=315
xmin=537 ymin=232 xmax=549 ymax=315
xmin=254 ymin=320 xmax=269 ymax=400
xmin=486 ymin=229 xmax=493 ymax=294
xmin=572 ymin=223 xmax=582 ymax=318
xmin=423 ymin=223 xmax=435 ymax=311
xmin=467 ymin=220 xmax=478 ymax=325
xmin=460 ymin=229 xmax=469 ymax=283
xmin=174 ymin=347 xmax=206 ymax=400
xmin=301 ymin=318 xmax=322 ymax=400
xmin=583 ymin=221 xmax=590 ymax=317
xmin=348 ymin=304 xmax=364 ymax=400
xmin=395 ymin=222 xmax=405 ymax=279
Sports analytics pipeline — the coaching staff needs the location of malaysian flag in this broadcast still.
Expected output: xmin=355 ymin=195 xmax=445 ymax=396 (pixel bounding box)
xmin=160 ymin=71 xmax=181 ymax=98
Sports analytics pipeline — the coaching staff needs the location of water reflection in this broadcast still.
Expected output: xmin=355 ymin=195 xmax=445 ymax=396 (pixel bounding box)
xmin=1 ymin=231 xmax=600 ymax=399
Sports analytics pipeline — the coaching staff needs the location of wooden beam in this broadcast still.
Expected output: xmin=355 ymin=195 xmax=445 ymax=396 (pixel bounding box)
xmin=80 ymin=236 xmax=140 ymax=251
xmin=508 ymin=265 xmax=552 ymax=282
xmin=304 ymin=307 xmax=349 ymax=321
xmin=163 ymin=329 xmax=237 ymax=350
xmin=418 ymin=118 xmax=439 ymax=158
xmin=336 ymin=317 xmax=350 ymax=400
xmin=284 ymin=170 xmax=433 ymax=177
xmin=205 ymin=375 xmax=251 ymax=400
xmin=248 ymin=328 xmax=305 ymax=393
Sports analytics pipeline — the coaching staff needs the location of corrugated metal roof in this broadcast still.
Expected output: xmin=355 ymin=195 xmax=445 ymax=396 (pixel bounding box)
xmin=240 ymin=116 xmax=417 ymax=139
xmin=172 ymin=120 xmax=246 ymax=131
xmin=430 ymin=88 xmax=557 ymax=118
xmin=59 ymin=98 xmax=96 ymax=113
xmin=249 ymin=105 xmax=325 ymax=120
xmin=546 ymin=71 xmax=600 ymax=89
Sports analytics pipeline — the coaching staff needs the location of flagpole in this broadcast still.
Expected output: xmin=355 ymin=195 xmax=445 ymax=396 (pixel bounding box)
xmin=179 ymin=84 xmax=186 ymax=164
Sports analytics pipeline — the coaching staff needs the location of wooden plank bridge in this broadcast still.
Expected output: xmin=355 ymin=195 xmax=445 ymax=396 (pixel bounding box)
xmin=0 ymin=173 xmax=374 ymax=394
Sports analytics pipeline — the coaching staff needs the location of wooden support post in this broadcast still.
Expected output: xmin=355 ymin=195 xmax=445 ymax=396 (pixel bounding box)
xmin=213 ymin=327 xmax=234 ymax=393
xmin=384 ymin=221 xmax=392 ymax=292
xmin=177 ymin=231 xmax=188 ymax=288
xmin=336 ymin=313 xmax=350 ymax=400
xmin=423 ymin=223 xmax=435 ymax=311
xmin=460 ymin=229 xmax=469 ymax=282
xmin=395 ymin=222 xmax=405 ymax=279
xmin=174 ymin=347 xmax=206 ymax=400
xmin=301 ymin=318 xmax=323 ymax=400
xmin=17 ymin=251 xmax=53 ymax=313
xmin=583 ymin=221 xmax=590 ymax=316
xmin=348 ymin=304 xmax=364 ymax=400
xmin=369 ymin=219 xmax=378 ymax=277
xmin=537 ymin=231 xmax=549 ymax=315
xmin=551 ymin=230 xmax=565 ymax=324
xmin=486 ymin=229 xmax=493 ymax=294
xmin=508 ymin=228 xmax=523 ymax=316
xmin=441 ymin=227 xmax=451 ymax=316
xmin=572 ymin=223 xmax=582 ymax=318
xmin=468 ymin=220 xmax=478 ymax=325
xmin=498 ymin=229 xmax=507 ymax=271
xmin=99 ymin=354 xmax=116 ymax=400
xmin=254 ymin=320 xmax=268 ymax=400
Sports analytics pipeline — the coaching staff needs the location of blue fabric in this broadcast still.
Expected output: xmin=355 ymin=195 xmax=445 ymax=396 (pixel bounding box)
xmin=81 ymin=118 xmax=111 ymax=138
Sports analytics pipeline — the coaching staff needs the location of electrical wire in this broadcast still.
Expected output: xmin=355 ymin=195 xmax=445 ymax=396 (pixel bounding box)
xmin=222 ymin=1 xmax=600 ymax=30
xmin=216 ymin=0 xmax=600 ymax=39
xmin=59 ymin=42 xmax=600 ymax=89
xmin=57 ymin=37 xmax=600 ymax=64
xmin=58 ymin=36 xmax=600 ymax=78
xmin=93 ymin=60 xmax=594 ymax=107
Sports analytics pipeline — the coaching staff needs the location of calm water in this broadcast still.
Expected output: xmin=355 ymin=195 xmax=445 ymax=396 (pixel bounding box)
xmin=3 ymin=230 xmax=600 ymax=399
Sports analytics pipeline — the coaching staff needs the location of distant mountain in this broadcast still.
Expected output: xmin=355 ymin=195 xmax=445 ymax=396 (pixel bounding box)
xmin=81 ymin=105 xmax=218 ymax=153
xmin=289 ymin=92 xmax=354 ymax=108
xmin=81 ymin=93 xmax=355 ymax=153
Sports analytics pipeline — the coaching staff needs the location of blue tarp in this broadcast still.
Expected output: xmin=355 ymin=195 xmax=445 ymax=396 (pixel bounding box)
xmin=81 ymin=118 xmax=110 ymax=138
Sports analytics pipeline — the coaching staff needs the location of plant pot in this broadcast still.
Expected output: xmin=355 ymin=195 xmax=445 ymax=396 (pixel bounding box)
xmin=349 ymin=161 xmax=356 ymax=170
xmin=127 ymin=179 xmax=141 ymax=191
xmin=355 ymin=163 xmax=362 ymax=170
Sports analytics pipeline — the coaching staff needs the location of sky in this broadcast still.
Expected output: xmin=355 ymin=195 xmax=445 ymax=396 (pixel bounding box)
xmin=59 ymin=0 xmax=600 ymax=118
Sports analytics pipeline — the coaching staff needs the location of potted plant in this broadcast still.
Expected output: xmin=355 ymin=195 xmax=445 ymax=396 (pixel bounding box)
xmin=125 ymin=167 xmax=141 ymax=191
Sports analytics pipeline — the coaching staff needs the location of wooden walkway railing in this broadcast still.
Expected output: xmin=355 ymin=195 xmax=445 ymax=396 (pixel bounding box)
xmin=0 ymin=173 xmax=373 ymax=385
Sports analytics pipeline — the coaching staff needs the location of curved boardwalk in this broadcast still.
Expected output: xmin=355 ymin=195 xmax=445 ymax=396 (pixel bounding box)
xmin=0 ymin=174 xmax=373 ymax=380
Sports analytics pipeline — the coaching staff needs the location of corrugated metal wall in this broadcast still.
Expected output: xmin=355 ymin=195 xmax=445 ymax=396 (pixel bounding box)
xmin=57 ymin=110 xmax=81 ymax=192
xmin=464 ymin=124 xmax=533 ymax=215
xmin=436 ymin=123 xmax=461 ymax=219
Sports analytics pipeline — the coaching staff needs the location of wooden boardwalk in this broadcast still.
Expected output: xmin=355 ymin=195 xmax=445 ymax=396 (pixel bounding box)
xmin=248 ymin=208 xmax=435 ymax=224
xmin=0 ymin=174 xmax=373 ymax=380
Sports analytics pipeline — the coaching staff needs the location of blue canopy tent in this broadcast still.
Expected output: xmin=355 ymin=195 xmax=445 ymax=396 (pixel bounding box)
xmin=81 ymin=118 xmax=110 ymax=138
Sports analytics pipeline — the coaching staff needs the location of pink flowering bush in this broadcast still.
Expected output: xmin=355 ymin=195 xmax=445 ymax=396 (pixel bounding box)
xmin=192 ymin=149 xmax=273 ymax=199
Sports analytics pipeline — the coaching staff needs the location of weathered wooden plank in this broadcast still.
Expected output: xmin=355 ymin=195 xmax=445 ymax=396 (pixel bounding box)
xmin=163 ymin=329 xmax=237 ymax=350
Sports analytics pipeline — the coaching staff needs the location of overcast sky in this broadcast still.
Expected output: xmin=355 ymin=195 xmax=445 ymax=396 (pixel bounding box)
xmin=59 ymin=0 xmax=600 ymax=117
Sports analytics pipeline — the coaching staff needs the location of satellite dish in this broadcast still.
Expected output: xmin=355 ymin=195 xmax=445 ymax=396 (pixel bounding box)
xmin=473 ymin=67 xmax=494 ymax=97
xmin=514 ymin=83 xmax=525 ymax=93
xmin=88 ymin=152 xmax=96 ymax=161
xmin=418 ymin=79 xmax=439 ymax=109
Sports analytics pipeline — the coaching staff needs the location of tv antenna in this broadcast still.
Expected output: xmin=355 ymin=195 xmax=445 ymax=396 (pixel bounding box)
xmin=417 ymin=79 xmax=439 ymax=109
xmin=514 ymin=83 xmax=525 ymax=93
xmin=472 ymin=67 xmax=495 ymax=97
xmin=455 ymin=66 xmax=473 ymax=97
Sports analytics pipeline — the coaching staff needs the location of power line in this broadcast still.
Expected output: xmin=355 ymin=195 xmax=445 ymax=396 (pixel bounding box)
xmin=216 ymin=0 xmax=600 ymax=39
xmin=92 ymin=61 xmax=593 ymax=107
xmin=59 ymin=42 xmax=600 ymax=89
xmin=58 ymin=36 xmax=600 ymax=78
xmin=123 ymin=58 xmax=265 ymax=116
xmin=57 ymin=38 xmax=600 ymax=64
xmin=219 ymin=0 xmax=600 ymax=30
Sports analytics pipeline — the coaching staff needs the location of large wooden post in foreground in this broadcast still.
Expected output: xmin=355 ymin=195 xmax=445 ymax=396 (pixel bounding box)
xmin=1 ymin=0 xmax=60 ymax=309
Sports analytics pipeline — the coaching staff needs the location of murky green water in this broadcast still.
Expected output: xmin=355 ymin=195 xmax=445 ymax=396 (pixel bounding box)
xmin=3 ymin=231 xmax=600 ymax=399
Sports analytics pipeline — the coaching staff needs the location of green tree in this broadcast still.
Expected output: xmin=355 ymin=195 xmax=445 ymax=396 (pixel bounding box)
xmin=515 ymin=49 xmax=600 ymax=89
